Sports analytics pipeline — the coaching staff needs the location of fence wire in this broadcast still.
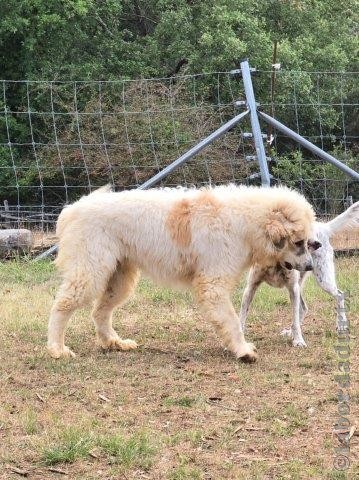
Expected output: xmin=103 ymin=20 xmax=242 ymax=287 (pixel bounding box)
xmin=0 ymin=69 xmax=358 ymax=251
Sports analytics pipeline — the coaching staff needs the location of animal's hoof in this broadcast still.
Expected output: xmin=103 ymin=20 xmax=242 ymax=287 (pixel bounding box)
xmin=48 ymin=344 xmax=76 ymax=359
xmin=293 ymin=339 xmax=307 ymax=348
xmin=280 ymin=327 xmax=293 ymax=338
xmin=99 ymin=336 xmax=138 ymax=351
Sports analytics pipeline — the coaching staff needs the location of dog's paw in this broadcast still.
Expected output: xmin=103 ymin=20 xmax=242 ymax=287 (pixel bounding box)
xmin=293 ymin=338 xmax=307 ymax=348
xmin=99 ymin=335 xmax=138 ymax=351
xmin=48 ymin=344 xmax=76 ymax=359
xmin=117 ymin=338 xmax=138 ymax=351
xmin=280 ymin=327 xmax=293 ymax=338
xmin=236 ymin=342 xmax=258 ymax=363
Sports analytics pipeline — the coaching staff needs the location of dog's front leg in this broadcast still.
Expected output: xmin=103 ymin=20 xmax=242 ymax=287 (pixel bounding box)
xmin=193 ymin=276 xmax=257 ymax=362
xmin=288 ymin=282 xmax=307 ymax=347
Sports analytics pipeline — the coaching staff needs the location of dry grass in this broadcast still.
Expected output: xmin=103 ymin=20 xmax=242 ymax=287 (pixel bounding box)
xmin=331 ymin=229 xmax=359 ymax=252
xmin=0 ymin=257 xmax=358 ymax=479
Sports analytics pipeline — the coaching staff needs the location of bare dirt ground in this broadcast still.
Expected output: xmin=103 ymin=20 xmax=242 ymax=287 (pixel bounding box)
xmin=0 ymin=257 xmax=358 ymax=480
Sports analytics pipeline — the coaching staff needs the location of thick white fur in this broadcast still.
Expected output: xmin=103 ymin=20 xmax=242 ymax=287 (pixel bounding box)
xmin=47 ymin=184 xmax=315 ymax=362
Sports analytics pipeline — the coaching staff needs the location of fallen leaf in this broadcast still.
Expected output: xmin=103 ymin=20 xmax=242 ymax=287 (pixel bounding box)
xmin=99 ymin=394 xmax=110 ymax=403
xmin=36 ymin=393 xmax=45 ymax=402
xmin=348 ymin=425 xmax=356 ymax=440
xmin=89 ymin=449 xmax=100 ymax=459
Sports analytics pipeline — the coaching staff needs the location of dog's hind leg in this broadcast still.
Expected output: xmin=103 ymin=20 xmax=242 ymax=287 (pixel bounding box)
xmin=48 ymin=253 xmax=119 ymax=358
xmin=92 ymin=262 xmax=140 ymax=351
xmin=48 ymin=276 xmax=92 ymax=359
xmin=193 ymin=275 xmax=257 ymax=363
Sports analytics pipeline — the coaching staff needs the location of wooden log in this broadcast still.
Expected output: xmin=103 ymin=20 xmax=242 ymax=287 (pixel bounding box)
xmin=0 ymin=229 xmax=33 ymax=256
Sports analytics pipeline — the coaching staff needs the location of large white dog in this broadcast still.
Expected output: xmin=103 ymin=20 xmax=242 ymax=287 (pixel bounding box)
xmin=48 ymin=184 xmax=315 ymax=362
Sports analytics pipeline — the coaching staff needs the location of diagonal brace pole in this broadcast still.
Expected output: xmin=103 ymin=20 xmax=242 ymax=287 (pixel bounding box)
xmin=138 ymin=109 xmax=249 ymax=189
xmin=258 ymin=111 xmax=359 ymax=181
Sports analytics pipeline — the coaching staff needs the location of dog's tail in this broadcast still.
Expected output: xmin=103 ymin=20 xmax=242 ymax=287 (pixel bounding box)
xmin=56 ymin=185 xmax=113 ymax=238
xmin=325 ymin=201 xmax=359 ymax=237
xmin=86 ymin=184 xmax=113 ymax=196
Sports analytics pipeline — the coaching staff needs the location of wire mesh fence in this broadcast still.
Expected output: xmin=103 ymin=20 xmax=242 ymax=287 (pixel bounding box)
xmin=0 ymin=69 xmax=358 ymax=252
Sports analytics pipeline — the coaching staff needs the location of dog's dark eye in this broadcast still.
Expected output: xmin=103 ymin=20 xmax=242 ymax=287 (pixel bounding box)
xmin=295 ymin=240 xmax=304 ymax=247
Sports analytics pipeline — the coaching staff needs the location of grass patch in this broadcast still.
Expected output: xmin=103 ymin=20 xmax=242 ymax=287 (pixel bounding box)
xmin=163 ymin=396 xmax=197 ymax=408
xmin=22 ymin=409 xmax=39 ymax=435
xmin=42 ymin=427 xmax=94 ymax=465
xmin=0 ymin=259 xmax=55 ymax=284
xmin=99 ymin=431 xmax=157 ymax=469
xmin=168 ymin=463 xmax=203 ymax=480
xmin=271 ymin=403 xmax=307 ymax=437
xmin=326 ymin=470 xmax=348 ymax=480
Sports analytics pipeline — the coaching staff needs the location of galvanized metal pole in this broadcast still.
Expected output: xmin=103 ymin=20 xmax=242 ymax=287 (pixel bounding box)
xmin=240 ymin=60 xmax=271 ymax=187
xmin=35 ymin=243 xmax=58 ymax=260
xmin=138 ymin=109 xmax=249 ymax=190
xmin=258 ymin=111 xmax=359 ymax=181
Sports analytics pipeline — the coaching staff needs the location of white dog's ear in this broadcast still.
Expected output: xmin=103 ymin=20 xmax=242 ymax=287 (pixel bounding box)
xmin=266 ymin=212 xmax=288 ymax=249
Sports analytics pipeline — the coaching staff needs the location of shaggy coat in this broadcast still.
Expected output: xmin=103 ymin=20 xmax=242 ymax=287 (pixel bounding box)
xmin=48 ymin=185 xmax=315 ymax=362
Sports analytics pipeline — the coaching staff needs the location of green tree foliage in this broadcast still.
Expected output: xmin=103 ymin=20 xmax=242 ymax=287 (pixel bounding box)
xmin=0 ymin=0 xmax=357 ymax=212
xmin=0 ymin=0 xmax=357 ymax=80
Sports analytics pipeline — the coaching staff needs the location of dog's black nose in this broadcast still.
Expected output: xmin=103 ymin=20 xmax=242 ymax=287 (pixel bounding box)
xmin=305 ymin=263 xmax=313 ymax=271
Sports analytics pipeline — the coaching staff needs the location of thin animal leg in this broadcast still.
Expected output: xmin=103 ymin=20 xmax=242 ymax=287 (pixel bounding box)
xmin=316 ymin=281 xmax=348 ymax=331
xmin=239 ymin=268 xmax=263 ymax=332
xmin=312 ymin=243 xmax=348 ymax=330
xmin=299 ymin=293 xmax=308 ymax=324
xmin=285 ymin=282 xmax=307 ymax=347
xmin=280 ymin=271 xmax=309 ymax=338
xmin=298 ymin=272 xmax=309 ymax=323
xmin=193 ymin=275 xmax=257 ymax=362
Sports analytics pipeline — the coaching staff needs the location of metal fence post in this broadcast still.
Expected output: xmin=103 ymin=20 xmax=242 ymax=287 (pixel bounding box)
xmin=240 ymin=60 xmax=271 ymax=187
